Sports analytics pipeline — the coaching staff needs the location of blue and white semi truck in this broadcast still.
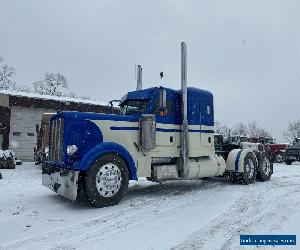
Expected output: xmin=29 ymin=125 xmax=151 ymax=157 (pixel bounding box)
xmin=42 ymin=43 xmax=272 ymax=207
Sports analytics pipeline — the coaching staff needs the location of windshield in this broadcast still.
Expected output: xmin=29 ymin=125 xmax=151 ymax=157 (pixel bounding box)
xmin=120 ymin=100 xmax=149 ymax=115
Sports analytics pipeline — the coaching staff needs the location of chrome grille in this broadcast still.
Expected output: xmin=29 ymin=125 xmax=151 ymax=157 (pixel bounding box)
xmin=49 ymin=118 xmax=64 ymax=162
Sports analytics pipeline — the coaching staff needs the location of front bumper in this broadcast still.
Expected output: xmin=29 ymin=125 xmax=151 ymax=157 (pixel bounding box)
xmin=42 ymin=165 xmax=79 ymax=201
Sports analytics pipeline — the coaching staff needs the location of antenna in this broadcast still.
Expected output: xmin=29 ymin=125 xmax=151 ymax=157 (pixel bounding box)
xmin=160 ymin=71 xmax=164 ymax=85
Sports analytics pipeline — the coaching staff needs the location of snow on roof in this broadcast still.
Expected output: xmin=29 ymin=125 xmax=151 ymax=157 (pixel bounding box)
xmin=0 ymin=89 xmax=107 ymax=106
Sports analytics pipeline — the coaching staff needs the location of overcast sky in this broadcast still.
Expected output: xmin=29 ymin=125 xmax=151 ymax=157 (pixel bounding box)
xmin=1 ymin=0 xmax=300 ymax=141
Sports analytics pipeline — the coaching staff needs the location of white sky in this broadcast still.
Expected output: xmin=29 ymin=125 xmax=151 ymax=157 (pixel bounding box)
xmin=1 ymin=0 xmax=300 ymax=141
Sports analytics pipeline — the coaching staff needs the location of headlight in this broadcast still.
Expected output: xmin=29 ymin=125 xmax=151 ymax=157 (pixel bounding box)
xmin=67 ymin=145 xmax=78 ymax=156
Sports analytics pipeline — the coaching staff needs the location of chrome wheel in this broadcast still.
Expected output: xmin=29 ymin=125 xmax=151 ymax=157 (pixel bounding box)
xmin=262 ymin=157 xmax=271 ymax=175
xmin=245 ymin=159 xmax=255 ymax=179
xmin=96 ymin=163 xmax=122 ymax=197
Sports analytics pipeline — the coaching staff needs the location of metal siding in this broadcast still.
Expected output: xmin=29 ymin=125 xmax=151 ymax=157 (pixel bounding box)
xmin=0 ymin=94 xmax=9 ymax=107
xmin=9 ymin=106 xmax=55 ymax=161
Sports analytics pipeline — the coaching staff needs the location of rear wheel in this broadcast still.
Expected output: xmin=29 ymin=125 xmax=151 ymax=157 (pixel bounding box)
xmin=285 ymin=159 xmax=292 ymax=165
xmin=256 ymin=152 xmax=272 ymax=181
xmin=239 ymin=152 xmax=257 ymax=184
xmin=84 ymin=154 xmax=129 ymax=208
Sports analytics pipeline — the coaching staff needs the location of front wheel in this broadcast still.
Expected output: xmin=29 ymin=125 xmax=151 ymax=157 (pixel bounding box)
xmin=84 ymin=154 xmax=129 ymax=208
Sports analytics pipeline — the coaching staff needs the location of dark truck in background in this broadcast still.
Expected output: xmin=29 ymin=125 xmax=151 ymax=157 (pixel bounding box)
xmin=285 ymin=138 xmax=300 ymax=165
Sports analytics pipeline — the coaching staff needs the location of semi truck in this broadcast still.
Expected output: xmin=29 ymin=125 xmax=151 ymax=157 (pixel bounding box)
xmin=42 ymin=43 xmax=273 ymax=207
xmin=284 ymin=138 xmax=300 ymax=165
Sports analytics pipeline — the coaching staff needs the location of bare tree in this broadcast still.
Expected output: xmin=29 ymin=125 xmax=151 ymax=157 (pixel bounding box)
xmin=0 ymin=57 xmax=16 ymax=90
xmin=256 ymin=127 xmax=271 ymax=138
xmin=15 ymin=85 xmax=32 ymax=93
xmin=34 ymin=72 xmax=67 ymax=96
xmin=283 ymin=120 xmax=300 ymax=142
xmin=215 ymin=121 xmax=230 ymax=137
xmin=248 ymin=121 xmax=271 ymax=138
xmin=248 ymin=121 xmax=258 ymax=138
xmin=231 ymin=122 xmax=248 ymax=136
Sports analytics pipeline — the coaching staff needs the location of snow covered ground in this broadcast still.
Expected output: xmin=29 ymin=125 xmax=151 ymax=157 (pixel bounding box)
xmin=0 ymin=163 xmax=299 ymax=250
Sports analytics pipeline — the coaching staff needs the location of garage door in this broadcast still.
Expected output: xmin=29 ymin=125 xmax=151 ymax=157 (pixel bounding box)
xmin=9 ymin=106 xmax=55 ymax=161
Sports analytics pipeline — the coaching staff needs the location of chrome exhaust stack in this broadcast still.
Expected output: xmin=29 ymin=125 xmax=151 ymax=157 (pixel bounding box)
xmin=136 ymin=65 xmax=142 ymax=91
xmin=181 ymin=42 xmax=189 ymax=176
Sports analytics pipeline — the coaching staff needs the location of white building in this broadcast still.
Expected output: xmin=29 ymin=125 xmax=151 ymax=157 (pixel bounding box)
xmin=0 ymin=90 xmax=108 ymax=161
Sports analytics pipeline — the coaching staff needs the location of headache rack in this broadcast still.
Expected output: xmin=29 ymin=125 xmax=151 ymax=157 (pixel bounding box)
xmin=49 ymin=118 xmax=64 ymax=162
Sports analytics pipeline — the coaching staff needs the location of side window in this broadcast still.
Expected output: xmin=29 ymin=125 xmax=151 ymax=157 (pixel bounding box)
xmin=200 ymin=100 xmax=213 ymax=125
xmin=13 ymin=132 xmax=21 ymax=136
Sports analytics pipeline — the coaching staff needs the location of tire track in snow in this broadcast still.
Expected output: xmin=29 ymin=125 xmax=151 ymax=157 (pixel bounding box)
xmin=173 ymin=178 xmax=300 ymax=250
xmin=3 ymin=180 xmax=223 ymax=250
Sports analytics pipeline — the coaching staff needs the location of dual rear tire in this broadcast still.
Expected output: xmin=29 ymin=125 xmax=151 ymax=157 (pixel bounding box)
xmin=230 ymin=152 xmax=257 ymax=184
xmin=230 ymin=151 xmax=272 ymax=184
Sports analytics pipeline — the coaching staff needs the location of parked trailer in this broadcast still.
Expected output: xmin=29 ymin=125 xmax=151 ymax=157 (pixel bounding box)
xmin=42 ymin=43 xmax=273 ymax=207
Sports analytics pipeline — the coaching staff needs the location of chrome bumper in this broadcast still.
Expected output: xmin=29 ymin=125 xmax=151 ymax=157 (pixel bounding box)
xmin=42 ymin=165 xmax=79 ymax=201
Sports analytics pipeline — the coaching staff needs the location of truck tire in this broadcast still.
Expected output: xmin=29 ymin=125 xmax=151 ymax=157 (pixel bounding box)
xmin=256 ymin=152 xmax=272 ymax=181
xmin=285 ymin=160 xmax=292 ymax=165
xmin=238 ymin=152 xmax=257 ymax=184
xmin=85 ymin=153 xmax=129 ymax=208
xmin=274 ymin=151 xmax=284 ymax=163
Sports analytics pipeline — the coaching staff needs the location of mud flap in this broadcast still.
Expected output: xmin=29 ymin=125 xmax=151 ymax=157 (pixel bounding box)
xmin=42 ymin=165 xmax=79 ymax=201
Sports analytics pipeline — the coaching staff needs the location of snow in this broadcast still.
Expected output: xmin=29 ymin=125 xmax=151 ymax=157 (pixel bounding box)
xmin=0 ymin=163 xmax=299 ymax=250
xmin=0 ymin=150 xmax=14 ymax=159
xmin=0 ymin=89 xmax=107 ymax=106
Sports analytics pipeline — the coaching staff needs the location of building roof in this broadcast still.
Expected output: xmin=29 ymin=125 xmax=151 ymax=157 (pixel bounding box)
xmin=0 ymin=89 xmax=107 ymax=106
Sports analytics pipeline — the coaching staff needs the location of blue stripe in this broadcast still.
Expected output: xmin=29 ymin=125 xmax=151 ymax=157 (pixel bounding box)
xmin=110 ymin=126 xmax=139 ymax=131
xmin=235 ymin=150 xmax=243 ymax=171
xmin=110 ymin=126 xmax=214 ymax=133
xmin=188 ymin=129 xmax=214 ymax=133
xmin=157 ymin=128 xmax=181 ymax=132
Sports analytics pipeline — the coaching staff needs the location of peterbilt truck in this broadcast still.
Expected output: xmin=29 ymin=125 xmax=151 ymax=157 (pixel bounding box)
xmin=43 ymin=43 xmax=272 ymax=207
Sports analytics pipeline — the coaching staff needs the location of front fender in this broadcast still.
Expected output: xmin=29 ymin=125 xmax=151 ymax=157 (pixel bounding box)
xmin=73 ymin=142 xmax=137 ymax=180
